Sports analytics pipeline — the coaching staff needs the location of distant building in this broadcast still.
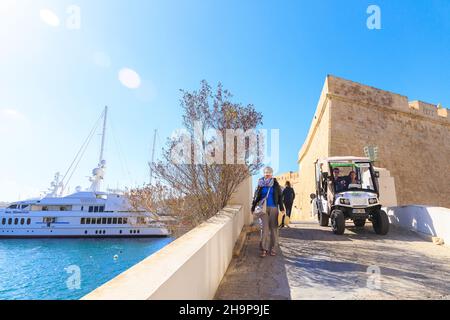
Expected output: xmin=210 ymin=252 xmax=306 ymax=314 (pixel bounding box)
xmin=274 ymin=171 xmax=301 ymax=207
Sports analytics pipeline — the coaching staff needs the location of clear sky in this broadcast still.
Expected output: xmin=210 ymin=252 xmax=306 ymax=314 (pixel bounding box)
xmin=0 ymin=0 xmax=449 ymax=201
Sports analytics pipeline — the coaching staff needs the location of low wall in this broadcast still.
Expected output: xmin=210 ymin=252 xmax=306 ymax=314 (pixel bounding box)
xmin=228 ymin=176 xmax=253 ymax=225
xmin=375 ymin=167 xmax=397 ymax=207
xmin=82 ymin=205 xmax=245 ymax=300
xmin=387 ymin=206 xmax=450 ymax=244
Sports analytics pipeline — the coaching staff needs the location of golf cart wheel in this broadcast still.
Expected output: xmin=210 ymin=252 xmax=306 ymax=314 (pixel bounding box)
xmin=354 ymin=219 xmax=366 ymax=228
xmin=373 ymin=210 xmax=390 ymax=235
xmin=319 ymin=212 xmax=329 ymax=227
xmin=331 ymin=210 xmax=345 ymax=235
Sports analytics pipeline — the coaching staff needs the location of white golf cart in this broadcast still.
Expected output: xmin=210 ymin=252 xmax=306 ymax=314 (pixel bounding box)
xmin=311 ymin=156 xmax=389 ymax=235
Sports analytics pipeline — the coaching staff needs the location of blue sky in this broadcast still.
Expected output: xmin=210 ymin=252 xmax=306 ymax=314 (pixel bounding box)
xmin=0 ymin=0 xmax=449 ymax=201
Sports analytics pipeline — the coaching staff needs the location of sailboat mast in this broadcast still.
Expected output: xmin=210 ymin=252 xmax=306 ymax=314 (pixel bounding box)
xmin=99 ymin=106 xmax=108 ymax=163
xmin=149 ymin=129 xmax=157 ymax=185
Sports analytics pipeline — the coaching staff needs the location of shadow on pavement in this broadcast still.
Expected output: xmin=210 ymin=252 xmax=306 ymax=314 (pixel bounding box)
xmin=215 ymin=231 xmax=291 ymax=300
xmin=279 ymin=224 xmax=450 ymax=299
xmin=216 ymin=222 xmax=450 ymax=300
xmin=280 ymin=222 xmax=427 ymax=243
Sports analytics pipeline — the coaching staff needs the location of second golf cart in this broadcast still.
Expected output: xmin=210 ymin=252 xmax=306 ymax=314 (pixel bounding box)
xmin=311 ymin=156 xmax=390 ymax=235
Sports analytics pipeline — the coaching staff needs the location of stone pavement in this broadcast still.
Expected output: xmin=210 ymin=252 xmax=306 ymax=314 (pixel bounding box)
xmin=215 ymin=221 xmax=450 ymax=300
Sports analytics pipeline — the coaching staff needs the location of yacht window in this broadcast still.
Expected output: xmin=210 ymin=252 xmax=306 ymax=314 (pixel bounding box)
xmin=2 ymin=218 xmax=5 ymax=225
xmin=96 ymin=218 xmax=102 ymax=224
xmin=41 ymin=205 xmax=71 ymax=211
xmin=123 ymin=218 xmax=128 ymax=224
xmin=21 ymin=205 xmax=29 ymax=210
xmin=8 ymin=218 xmax=12 ymax=225
xmin=107 ymin=218 xmax=112 ymax=224
xmin=102 ymin=218 xmax=107 ymax=224
xmin=20 ymin=218 xmax=25 ymax=225
xmin=27 ymin=218 xmax=31 ymax=225
xmin=14 ymin=218 xmax=18 ymax=225
xmin=43 ymin=217 xmax=56 ymax=223
xmin=81 ymin=218 xmax=86 ymax=224
xmin=81 ymin=206 xmax=84 ymax=211
xmin=88 ymin=206 xmax=93 ymax=213
xmin=94 ymin=206 xmax=99 ymax=213
xmin=86 ymin=218 xmax=91 ymax=224
xmin=8 ymin=204 xmax=17 ymax=209
xmin=99 ymin=206 xmax=105 ymax=213
xmin=118 ymin=218 xmax=123 ymax=224
xmin=137 ymin=217 xmax=146 ymax=224
xmin=112 ymin=218 xmax=117 ymax=224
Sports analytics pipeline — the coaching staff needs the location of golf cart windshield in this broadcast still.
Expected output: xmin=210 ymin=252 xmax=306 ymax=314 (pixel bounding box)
xmin=330 ymin=162 xmax=376 ymax=192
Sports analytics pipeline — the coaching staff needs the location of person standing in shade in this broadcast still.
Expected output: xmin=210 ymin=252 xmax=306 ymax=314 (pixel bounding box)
xmin=282 ymin=181 xmax=295 ymax=219
xmin=251 ymin=166 xmax=285 ymax=258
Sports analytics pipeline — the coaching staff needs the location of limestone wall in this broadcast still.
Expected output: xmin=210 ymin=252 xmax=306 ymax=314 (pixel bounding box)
xmin=274 ymin=171 xmax=301 ymax=209
xmin=375 ymin=168 xmax=398 ymax=207
xmin=296 ymin=75 xmax=450 ymax=218
xmin=297 ymin=80 xmax=332 ymax=218
xmin=328 ymin=76 xmax=450 ymax=208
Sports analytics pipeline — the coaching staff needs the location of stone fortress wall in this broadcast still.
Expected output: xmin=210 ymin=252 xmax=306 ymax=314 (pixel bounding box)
xmin=285 ymin=75 xmax=450 ymax=219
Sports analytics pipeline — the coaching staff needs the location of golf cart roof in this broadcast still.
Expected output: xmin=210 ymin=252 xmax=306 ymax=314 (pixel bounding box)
xmin=318 ymin=156 xmax=371 ymax=164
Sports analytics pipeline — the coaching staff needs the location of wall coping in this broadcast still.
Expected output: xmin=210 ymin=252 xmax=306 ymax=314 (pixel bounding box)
xmin=327 ymin=93 xmax=450 ymax=127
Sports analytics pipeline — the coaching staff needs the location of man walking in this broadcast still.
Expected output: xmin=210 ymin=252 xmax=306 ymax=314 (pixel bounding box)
xmin=282 ymin=181 xmax=295 ymax=219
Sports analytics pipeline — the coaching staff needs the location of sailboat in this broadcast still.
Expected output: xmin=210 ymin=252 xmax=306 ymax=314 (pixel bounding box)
xmin=0 ymin=107 xmax=170 ymax=238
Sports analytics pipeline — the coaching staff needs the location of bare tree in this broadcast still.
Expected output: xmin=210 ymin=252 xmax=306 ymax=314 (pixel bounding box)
xmin=129 ymin=81 xmax=264 ymax=236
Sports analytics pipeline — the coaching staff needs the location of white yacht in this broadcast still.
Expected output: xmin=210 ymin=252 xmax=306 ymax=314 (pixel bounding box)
xmin=0 ymin=107 xmax=170 ymax=238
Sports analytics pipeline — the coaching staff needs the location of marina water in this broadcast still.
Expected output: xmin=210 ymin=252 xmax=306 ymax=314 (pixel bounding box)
xmin=0 ymin=237 xmax=172 ymax=300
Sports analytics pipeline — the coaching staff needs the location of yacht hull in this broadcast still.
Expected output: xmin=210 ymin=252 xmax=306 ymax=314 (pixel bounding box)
xmin=0 ymin=227 xmax=170 ymax=238
xmin=0 ymin=210 xmax=171 ymax=239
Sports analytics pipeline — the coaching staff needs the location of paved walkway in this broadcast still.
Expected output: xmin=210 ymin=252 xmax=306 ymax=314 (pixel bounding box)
xmin=215 ymin=221 xmax=450 ymax=300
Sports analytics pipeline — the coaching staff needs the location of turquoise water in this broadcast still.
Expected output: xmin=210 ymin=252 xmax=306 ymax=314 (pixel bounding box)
xmin=0 ymin=237 xmax=173 ymax=300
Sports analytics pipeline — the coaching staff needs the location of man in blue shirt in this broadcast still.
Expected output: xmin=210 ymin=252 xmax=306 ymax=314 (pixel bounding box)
xmin=333 ymin=168 xmax=348 ymax=193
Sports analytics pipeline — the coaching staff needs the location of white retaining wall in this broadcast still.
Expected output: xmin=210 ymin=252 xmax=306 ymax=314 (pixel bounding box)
xmin=387 ymin=206 xmax=450 ymax=244
xmin=82 ymin=205 xmax=245 ymax=300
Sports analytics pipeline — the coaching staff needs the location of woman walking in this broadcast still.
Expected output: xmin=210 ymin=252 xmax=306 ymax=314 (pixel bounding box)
xmin=251 ymin=166 xmax=285 ymax=258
